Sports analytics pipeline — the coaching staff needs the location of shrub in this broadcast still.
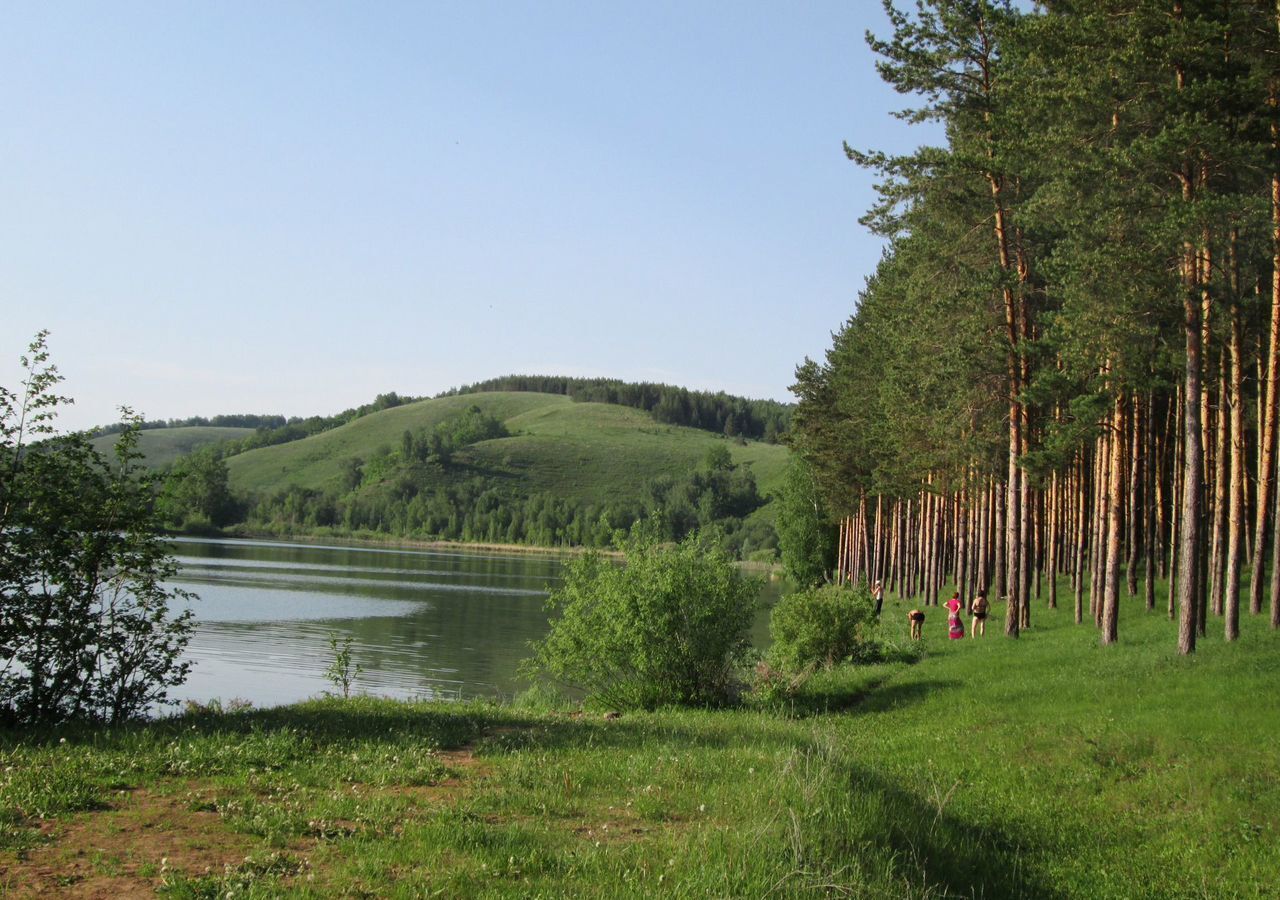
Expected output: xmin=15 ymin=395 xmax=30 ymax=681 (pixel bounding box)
xmin=769 ymin=583 xmax=880 ymax=672
xmin=526 ymin=523 xmax=761 ymax=709
xmin=0 ymin=334 xmax=196 ymax=725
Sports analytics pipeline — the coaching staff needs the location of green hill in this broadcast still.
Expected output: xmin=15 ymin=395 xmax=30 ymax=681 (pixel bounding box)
xmin=228 ymin=392 xmax=788 ymax=500
xmin=91 ymin=426 xmax=254 ymax=469
xmin=224 ymin=392 xmax=790 ymax=548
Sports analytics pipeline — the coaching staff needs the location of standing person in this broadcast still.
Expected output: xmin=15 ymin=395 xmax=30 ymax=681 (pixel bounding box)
xmin=945 ymin=591 xmax=962 ymax=616
xmin=945 ymin=591 xmax=965 ymax=640
xmin=872 ymin=580 xmax=885 ymax=617
xmin=971 ymin=591 xmax=989 ymax=638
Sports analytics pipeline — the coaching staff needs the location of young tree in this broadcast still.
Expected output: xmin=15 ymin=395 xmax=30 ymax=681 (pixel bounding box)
xmin=0 ymin=334 xmax=196 ymax=725
xmin=776 ymin=458 xmax=837 ymax=588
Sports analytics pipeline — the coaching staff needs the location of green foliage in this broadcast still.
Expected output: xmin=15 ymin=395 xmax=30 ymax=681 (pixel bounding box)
xmin=527 ymin=524 xmax=761 ymax=709
xmin=646 ymin=443 xmax=768 ymax=552
xmin=323 ymin=633 xmax=363 ymax=699
xmin=769 ymin=583 xmax=880 ymax=673
xmin=396 ymin=404 xmax=509 ymax=467
xmin=0 ymin=334 xmax=196 ymax=725
xmin=775 ymin=458 xmax=836 ymax=587
xmin=157 ymin=449 xmax=239 ymax=529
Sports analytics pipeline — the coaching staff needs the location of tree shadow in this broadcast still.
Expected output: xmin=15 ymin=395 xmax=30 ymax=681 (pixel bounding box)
xmin=775 ymin=677 xmax=951 ymax=719
xmin=832 ymin=758 xmax=1064 ymax=899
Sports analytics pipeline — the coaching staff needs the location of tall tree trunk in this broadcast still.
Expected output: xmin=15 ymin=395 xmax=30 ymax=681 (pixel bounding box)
xmin=1226 ymin=280 xmax=1245 ymax=641
xmin=1127 ymin=394 xmax=1142 ymax=596
xmin=1102 ymin=394 xmax=1126 ymax=645
xmin=1145 ymin=391 xmax=1158 ymax=611
xmin=1210 ymin=362 xmax=1229 ymax=616
xmin=994 ymin=480 xmax=1006 ymax=601
xmin=1253 ymin=81 xmax=1280 ymax=617
xmin=1049 ymin=469 xmax=1059 ymax=609
xmin=1170 ymin=386 xmax=1184 ymax=619
xmin=1074 ymin=449 xmax=1088 ymax=624
xmin=1091 ymin=430 xmax=1109 ymax=626
xmin=1177 ymin=208 xmax=1203 ymax=655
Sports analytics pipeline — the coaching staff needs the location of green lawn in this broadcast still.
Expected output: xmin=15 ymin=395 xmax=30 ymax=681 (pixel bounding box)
xmin=3 ymin=581 xmax=1275 ymax=897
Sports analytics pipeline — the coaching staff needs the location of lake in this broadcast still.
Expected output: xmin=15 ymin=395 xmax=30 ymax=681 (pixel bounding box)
xmin=167 ymin=537 xmax=782 ymax=710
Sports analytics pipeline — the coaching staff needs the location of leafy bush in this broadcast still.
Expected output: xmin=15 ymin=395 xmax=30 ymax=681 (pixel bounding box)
xmin=0 ymin=334 xmax=196 ymax=725
xmin=527 ymin=523 xmax=761 ymax=709
xmin=769 ymin=583 xmax=880 ymax=672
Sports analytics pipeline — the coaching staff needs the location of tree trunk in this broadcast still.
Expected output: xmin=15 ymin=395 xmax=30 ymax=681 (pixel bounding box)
xmin=1177 ymin=232 xmax=1203 ymax=655
xmin=1226 ymin=281 xmax=1245 ymax=641
xmin=1127 ymin=394 xmax=1142 ymax=596
xmin=1145 ymin=391 xmax=1158 ymax=611
xmin=1102 ymin=394 xmax=1126 ymax=644
xmin=1074 ymin=449 xmax=1088 ymax=625
xmin=1253 ymin=83 xmax=1280 ymax=616
xmin=1210 ymin=362 xmax=1228 ymax=616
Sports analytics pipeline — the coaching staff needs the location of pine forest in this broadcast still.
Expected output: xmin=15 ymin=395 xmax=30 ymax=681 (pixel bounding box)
xmin=791 ymin=0 xmax=1280 ymax=652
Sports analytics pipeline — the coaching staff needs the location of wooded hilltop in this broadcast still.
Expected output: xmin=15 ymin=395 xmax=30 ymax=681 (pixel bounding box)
xmin=791 ymin=0 xmax=1280 ymax=652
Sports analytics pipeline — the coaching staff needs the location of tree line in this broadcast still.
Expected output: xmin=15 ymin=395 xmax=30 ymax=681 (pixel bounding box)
xmin=439 ymin=375 xmax=792 ymax=442
xmin=94 ymin=413 xmax=290 ymax=435
xmin=792 ymin=0 xmax=1280 ymax=652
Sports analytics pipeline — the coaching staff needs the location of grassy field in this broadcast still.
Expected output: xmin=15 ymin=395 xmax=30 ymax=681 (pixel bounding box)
xmin=89 ymin=427 xmax=255 ymax=469
xmin=2 ymin=582 xmax=1276 ymax=897
xmin=224 ymin=391 xmax=790 ymax=510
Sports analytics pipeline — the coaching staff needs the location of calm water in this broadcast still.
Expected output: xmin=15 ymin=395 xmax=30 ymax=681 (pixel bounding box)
xmin=167 ymin=537 xmax=781 ymax=710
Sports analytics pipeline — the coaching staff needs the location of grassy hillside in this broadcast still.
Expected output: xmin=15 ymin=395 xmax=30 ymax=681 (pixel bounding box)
xmin=90 ymin=426 xmax=254 ymax=469
xmin=3 ymin=584 xmax=1276 ymax=897
xmin=226 ymin=392 xmax=790 ymax=508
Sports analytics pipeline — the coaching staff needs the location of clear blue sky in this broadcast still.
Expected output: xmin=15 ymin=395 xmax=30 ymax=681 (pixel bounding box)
xmin=2 ymin=1 xmax=935 ymax=432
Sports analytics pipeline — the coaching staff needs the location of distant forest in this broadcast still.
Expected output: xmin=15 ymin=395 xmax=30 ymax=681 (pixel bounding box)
xmin=439 ymin=376 xmax=791 ymax=442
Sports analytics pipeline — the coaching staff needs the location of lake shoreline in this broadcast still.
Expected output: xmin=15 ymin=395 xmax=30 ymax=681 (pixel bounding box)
xmin=187 ymin=525 xmax=782 ymax=574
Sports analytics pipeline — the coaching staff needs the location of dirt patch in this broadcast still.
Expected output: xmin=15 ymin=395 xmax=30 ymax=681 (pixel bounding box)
xmin=382 ymin=742 xmax=491 ymax=811
xmin=0 ymin=787 xmax=254 ymax=898
xmin=572 ymin=817 xmax=653 ymax=845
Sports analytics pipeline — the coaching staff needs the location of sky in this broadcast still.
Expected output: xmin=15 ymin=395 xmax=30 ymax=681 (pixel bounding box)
xmin=1 ymin=1 xmax=937 ymax=433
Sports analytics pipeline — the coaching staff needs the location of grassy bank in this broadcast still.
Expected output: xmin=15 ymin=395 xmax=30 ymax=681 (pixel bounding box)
xmin=2 ymin=589 xmax=1276 ymax=897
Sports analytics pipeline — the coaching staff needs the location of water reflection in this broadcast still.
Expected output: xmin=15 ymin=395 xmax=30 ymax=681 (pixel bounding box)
xmin=166 ymin=537 xmax=780 ymax=711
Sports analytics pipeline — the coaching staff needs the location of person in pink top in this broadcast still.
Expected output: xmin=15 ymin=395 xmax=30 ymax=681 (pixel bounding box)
xmin=945 ymin=591 xmax=965 ymax=640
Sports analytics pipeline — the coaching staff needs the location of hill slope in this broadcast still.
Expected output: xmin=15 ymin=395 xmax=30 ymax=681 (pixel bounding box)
xmin=227 ymin=392 xmax=788 ymax=499
xmin=90 ymin=426 xmax=254 ymax=469
xmin=225 ymin=392 xmax=790 ymax=541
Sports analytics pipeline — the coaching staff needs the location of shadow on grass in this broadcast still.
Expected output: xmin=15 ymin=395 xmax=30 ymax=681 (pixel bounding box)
xmin=0 ymin=697 xmax=497 ymax=753
xmin=833 ymin=758 xmax=1063 ymax=899
xmin=770 ymin=676 xmax=950 ymax=719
